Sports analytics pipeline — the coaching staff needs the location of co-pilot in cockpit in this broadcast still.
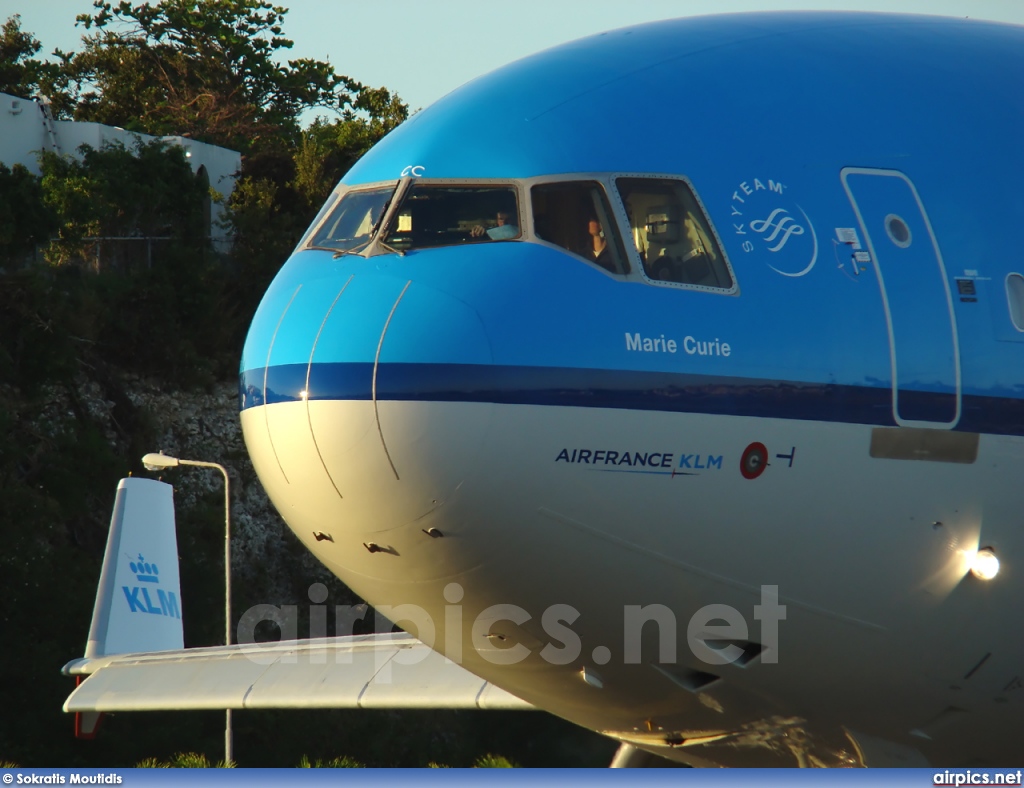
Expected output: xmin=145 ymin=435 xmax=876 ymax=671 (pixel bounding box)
xmin=617 ymin=178 xmax=731 ymax=288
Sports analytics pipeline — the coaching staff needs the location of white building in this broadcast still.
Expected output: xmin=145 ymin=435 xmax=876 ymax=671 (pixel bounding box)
xmin=0 ymin=91 xmax=240 ymax=246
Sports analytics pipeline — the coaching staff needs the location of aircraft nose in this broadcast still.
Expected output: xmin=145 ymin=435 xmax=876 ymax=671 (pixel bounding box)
xmin=241 ymin=269 xmax=494 ymax=562
xmin=308 ymin=274 xmax=496 ymax=529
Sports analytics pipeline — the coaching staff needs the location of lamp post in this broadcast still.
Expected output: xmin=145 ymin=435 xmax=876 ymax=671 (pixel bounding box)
xmin=142 ymin=451 xmax=233 ymax=764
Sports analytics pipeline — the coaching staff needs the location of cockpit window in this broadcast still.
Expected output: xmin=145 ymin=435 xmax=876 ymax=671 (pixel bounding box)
xmin=616 ymin=177 xmax=733 ymax=289
xmin=531 ymin=181 xmax=630 ymax=275
xmin=306 ymin=186 xmax=394 ymax=253
xmin=296 ymin=192 xmax=338 ymax=251
xmin=382 ymin=184 xmax=520 ymax=251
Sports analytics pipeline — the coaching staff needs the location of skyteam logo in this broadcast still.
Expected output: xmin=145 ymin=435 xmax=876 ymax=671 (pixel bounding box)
xmin=122 ymin=553 xmax=180 ymax=619
xmin=729 ymin=177 xmax=819 ymax=277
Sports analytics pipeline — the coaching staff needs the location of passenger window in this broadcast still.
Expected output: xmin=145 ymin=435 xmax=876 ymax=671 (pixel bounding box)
xmin=383 ymin=184 xmax=520 ymax=251
xmin=616 ymin=177 xmax=732 ymax=289
xmin=306 ymin=186 xmax=394 ymax=253
xmin=531 ymin=181 xmax=629 ymax=274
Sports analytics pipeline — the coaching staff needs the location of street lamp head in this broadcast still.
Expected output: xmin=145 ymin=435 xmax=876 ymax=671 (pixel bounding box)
xmin=142 ymin=452 xmax=180 ymax=471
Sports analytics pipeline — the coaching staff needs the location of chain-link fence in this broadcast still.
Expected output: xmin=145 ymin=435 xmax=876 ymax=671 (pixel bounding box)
xmin=35 ymin=236 xmax=234 ymax=272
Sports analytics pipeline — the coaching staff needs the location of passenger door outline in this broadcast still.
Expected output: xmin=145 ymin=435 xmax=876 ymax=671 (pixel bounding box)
xmin=841 ymin=168 xmax=961 ymax=429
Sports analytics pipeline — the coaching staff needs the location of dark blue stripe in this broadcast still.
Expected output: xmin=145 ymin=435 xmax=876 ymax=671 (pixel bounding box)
xmin=238 ymin=363 xmax=1024 ymax=437
xmin=239 ymin=363 xmax=374 ymax=409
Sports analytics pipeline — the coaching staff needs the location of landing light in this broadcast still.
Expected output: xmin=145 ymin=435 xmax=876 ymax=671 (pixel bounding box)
xmin=970 ymin=547 xmax=1000 ymax=581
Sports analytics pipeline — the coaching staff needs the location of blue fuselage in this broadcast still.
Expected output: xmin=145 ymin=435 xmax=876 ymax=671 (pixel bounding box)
xmin=237 ymin=13 xmax=1024 ymax=767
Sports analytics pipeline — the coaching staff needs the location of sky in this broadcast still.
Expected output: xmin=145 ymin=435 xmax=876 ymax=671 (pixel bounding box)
xmin=7 ymin=0 xmax=1024 ymax=114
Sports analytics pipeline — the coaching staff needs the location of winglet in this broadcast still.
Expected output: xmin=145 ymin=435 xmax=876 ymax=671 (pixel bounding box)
xmin=83 ymin=477 xmax=183 ymax=660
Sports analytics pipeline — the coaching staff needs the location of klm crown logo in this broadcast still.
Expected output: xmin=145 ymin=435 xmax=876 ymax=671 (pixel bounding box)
xmin=130 ymin=555 xmax=160 ymax=583
xmin=122 ymin=552 xmax=180 ymax=619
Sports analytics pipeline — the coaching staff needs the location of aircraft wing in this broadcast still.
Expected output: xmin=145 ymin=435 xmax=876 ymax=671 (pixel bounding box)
xmin=64 ymin=478 xmax=531 ymax=720
xmin=63 ymin=632 xmax=532 ymax=712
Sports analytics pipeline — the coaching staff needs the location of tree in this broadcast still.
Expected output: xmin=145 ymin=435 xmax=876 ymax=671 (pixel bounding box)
xmin=39 ymin=138 xmax=207 ymax=267
xmin=0 ymin=15 xmax=48 ymax=97
xmin=64 ymin=0 xmax=382 ymax=153
xmin=0 ymin=163 xmax=54 ymax=268
xmin=303 ymin=87 xmax=409 ymax=202
xmin=289 ymin=89 xmax=408 ymax=216
xmin=222 ymin=87 xmax=408 ymax=311
xmin=0 ymin=15 xmax=74 ymax=116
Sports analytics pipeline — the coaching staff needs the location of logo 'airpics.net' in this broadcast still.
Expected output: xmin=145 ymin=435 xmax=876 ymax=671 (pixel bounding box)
xmin=122 ymin=553 xmax=180 ymax=619
xmin=729 ymin=177 xmax=818 ymax=278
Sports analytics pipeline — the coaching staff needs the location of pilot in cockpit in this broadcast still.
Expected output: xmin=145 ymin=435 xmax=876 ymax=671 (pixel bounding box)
xmin=584 ymin=215 xmax=614 ymax=271
xmin=471 ymin=210 xmax=518 ymax=240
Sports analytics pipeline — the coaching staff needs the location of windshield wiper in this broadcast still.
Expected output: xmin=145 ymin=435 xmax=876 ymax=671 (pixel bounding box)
xmin=369 ymin=198 xmax=392 ymax=239
xmin=332 ymin=239 xmax=373 ymax=259
xmin=376 ymin=240 xmax=405 ymax=257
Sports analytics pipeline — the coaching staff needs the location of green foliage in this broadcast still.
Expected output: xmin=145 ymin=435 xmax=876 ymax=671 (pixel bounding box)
xmin=0 ymin=16 xmax=55 ymax=98
xmin=221 ymin=97 xmax=409 ymax=312
xmin=64 ymin=0 xmax=369 ymax=153
xmin=0 ymin=15 xmax=74 ymax=115
xmin=473 ymin=753 xmax=519 ymax=768
xmin=0 ymin=272 xmax=75 ymax=388
xmin=223 ymin=175 xmax=295 ymax=279
xmin=295 ymin=753 xmax=516 ymax=768
xmin=76 ymin=249 xmax=239 ymax=386
xmin=298 ymin=755 xmax=363 ymax=768
xmin=290 ymin=130 xmax=332 ymax=213
xmin=135 ymin=752 xmax=234 ymax=768
xmin=3 ymin=4 xmax=410 ymax=334
xmin=39 ymin=138 xmax=208 ymax=268
xmin=0 ymin=163 xmax=55 ymax=267
xmin=299 ymin=89 xmax=408 ymax=197
xmin=0 ymin=365 xmax=133 ymax=768
xmin=133 ymin=758 xmax=168 ymax=768
xmin=136 ymin=751 xmax=518 ymax=768
xmin=293 ymin=97 xmax=408 ymax=203
xmin=4 ymin=138 xmax=244 ymax=384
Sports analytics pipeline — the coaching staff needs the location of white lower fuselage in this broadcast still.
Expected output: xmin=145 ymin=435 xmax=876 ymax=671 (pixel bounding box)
xmin=241 ymin=397 xmax=1024 ymax=767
